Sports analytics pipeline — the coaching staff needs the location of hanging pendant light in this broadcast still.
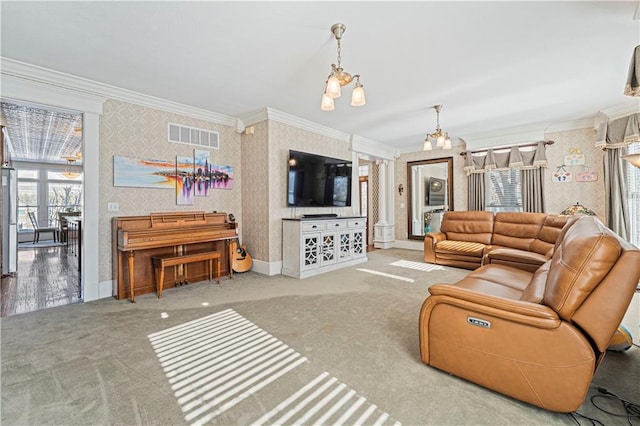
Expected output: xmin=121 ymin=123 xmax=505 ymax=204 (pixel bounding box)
xmin=424 ymin=105 xmax=452 ymax=151
xmin=320 ymin=23 xmax=366 ymax=110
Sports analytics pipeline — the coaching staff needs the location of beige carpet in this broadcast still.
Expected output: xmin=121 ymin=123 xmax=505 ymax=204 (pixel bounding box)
xmin=1 ymin=248 xmax=638 ymax=425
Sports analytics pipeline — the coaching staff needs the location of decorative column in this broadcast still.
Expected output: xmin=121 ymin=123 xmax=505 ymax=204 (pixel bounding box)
xmin=374 ymin=160 xmax=395 ymax=248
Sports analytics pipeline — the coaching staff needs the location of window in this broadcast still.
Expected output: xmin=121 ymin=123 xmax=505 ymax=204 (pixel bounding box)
xmin=16 ymin=165 xmax=83 ymax=231
xmin=17 ymin=169 xmax=39 ymax=230
xmin=627 ymin=144 xmax=640 ymax=246
xmin=485 ymin=169 xmax=522 ymax=212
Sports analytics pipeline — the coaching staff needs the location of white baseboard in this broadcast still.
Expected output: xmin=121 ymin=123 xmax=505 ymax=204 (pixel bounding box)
xmin=99 ymin=280 xmax=114 ymax=299
xmin=392 ymin=240 xmax=423 ymax=251
xmin=251 ymin=259 xmax=282 ymax=276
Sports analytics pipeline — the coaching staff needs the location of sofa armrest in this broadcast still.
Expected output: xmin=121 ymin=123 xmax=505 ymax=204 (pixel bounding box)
xmin=427 ymin=283 xmax=560 ymax=328
xmin=424 ymin=232 xmax=446 ymax=263
xmin=482 ymin=247 xmax=549 ymax=272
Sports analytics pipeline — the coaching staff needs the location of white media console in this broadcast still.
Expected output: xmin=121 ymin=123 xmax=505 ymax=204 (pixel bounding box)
xmin=281 ymin=216 xmax=367 ymax=278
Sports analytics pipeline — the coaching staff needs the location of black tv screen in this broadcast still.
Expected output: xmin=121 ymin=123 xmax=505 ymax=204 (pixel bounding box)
xmin=287 ymin=150 xmax=352 ymax=207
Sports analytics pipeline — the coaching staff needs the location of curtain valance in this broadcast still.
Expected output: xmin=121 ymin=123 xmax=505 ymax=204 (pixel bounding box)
xmin=463 ymin=141 xmax=548 ymax=175
xmin=595 ymin=112 xmax=640 ymax=149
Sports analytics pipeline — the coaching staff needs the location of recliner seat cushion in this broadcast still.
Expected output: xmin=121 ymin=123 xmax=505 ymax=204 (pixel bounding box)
xmin=435 ymin=240 xmax=485 ymax=257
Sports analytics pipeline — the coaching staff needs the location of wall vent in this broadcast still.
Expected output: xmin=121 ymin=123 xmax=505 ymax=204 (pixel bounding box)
xmin=168 ymin=123 xmax=219 ymax=149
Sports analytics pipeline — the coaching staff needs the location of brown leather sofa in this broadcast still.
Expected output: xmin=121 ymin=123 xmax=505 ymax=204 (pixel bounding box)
xmin=419 ymin=216 xmax=640 ymax=412
xmin=424 ymin=211 xmax=569 ymax=271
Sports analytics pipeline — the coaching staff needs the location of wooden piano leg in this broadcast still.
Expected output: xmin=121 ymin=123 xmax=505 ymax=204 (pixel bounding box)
xmin=128 ymin=251 xmax=136 ymax=303
xmin=227 ymin=240 xmax=234 ymax=279
xmin=157 ymin=263 xmax=165 ymax=299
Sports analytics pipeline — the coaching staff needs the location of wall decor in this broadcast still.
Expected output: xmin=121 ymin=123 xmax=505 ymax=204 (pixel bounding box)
xmin=113 ymin=156 xmax=175 ymax=189
xmin=564 ymin=148 xmax=585 ymax=166
xmin=209 ymin=164 xmax=234 ymax=190
xmin=552 ymin=165 xmax=572 ymax=182
xmin=575 ymin=166 xmax=598 ymax=182
xmin=176 ymin=155 xmax=195 ymax=205
xmin=194 ymin=149 xmax=211 ymax=197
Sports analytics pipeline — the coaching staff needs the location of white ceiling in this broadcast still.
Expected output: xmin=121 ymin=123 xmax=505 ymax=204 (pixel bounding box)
xmin=1 ymin=1 xmax=639 ymax=153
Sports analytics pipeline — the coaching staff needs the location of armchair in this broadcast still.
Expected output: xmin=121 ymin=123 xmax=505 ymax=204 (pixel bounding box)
xmin=419 ymin=216 xmax=640 ymax=412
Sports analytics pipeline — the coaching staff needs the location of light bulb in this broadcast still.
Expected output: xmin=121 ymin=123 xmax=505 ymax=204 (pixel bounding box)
xmin=326 ymin=76 xmax=341 ymax=98
xmin=321 ymin=93 xmax=335 ymax=111
xmin=436 ymin=135 xmax=445 ymax=147
xmin=351 ymin=81 xmax=366 ymax=107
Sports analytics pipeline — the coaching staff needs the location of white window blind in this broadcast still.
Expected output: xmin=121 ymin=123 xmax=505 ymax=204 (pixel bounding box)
xmin=485 ymin=169 xmax=522 ymax=212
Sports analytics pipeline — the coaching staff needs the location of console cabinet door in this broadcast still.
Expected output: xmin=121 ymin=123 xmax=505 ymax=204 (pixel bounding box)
xmin=338 ymin=231 xmax=352 ymax=261
xmin=301 ymin=232 xmax=321 ymax=270
xmin=352 ymin=229 xmax=366 ymax=258
xmin=320 ymin=232 xmax=337 ymax=266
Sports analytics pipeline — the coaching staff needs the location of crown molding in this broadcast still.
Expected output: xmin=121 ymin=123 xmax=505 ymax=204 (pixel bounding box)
xmin=1 ymin=57 xmax=237 ymax=127
xmin=237 ymin=108 xmax=269 ymax=127
xmin=598 ymin=100 xmax=640 ymax=120
xmin=463 ymin=123 xmax=549 ymax=151
xmin=265 ymin=108 xmax=352 ymax=143
xmin=351 ymin=135 xmax=397 ymax=160
xmin=544 ymin=116 xmax=597 ymax=133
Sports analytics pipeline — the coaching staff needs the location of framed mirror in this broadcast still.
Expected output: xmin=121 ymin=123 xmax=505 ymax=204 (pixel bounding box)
xmin=407 ymin=157 xmax=453 ymax=240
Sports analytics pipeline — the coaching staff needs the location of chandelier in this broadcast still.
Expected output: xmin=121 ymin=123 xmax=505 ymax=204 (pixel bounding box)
xmin=320 ymin=23 xmax=366 ymax=111
xmin=61 ymin=153 xmax=82 ymax=179
xmin=423 ymin=105 xmax=452 ymax=151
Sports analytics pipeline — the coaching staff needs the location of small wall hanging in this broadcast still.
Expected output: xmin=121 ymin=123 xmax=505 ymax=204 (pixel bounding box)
xmin=552 ymin=165 xmax=572 ymax=182
xmin=564 ymin=148 xmax=585 ymax=166
xmin=575 ymin=165 xmax=598 ymax=182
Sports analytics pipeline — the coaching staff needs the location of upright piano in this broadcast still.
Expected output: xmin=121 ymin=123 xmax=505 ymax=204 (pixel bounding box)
xmin=113 ymin=211 xmax=238 ymax=301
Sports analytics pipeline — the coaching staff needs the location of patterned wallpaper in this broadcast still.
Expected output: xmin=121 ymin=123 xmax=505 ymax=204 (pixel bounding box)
xmin=241 ymin=121 xmax=269 ymax=261
xmin=543 ymin=127 xmax=603 ymax=218
xmin=99 ymin=99 xmax=242 ymax=282
xmin=266 ymin=121 xmax=354 ymax=262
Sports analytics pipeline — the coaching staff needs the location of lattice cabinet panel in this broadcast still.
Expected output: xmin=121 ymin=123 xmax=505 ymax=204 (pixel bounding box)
xmin=282 ymin=217 xmax=367 ymax=279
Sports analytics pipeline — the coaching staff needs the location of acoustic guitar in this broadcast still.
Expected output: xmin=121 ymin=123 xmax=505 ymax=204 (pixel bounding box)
xmin=230 ymin=239 xmax=253 ymax=273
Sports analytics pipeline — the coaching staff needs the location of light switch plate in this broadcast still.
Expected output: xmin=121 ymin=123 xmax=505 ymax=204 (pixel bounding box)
xmin=107 ymin=202 xmax=119 ymax=212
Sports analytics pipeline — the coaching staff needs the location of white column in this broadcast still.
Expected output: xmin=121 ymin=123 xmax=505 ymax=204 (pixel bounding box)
xmin=374 ymin=160 xmax=395 ymax=249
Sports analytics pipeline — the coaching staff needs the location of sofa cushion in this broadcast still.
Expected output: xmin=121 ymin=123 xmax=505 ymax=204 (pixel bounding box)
xmin=436 ymin=240 xmax=485 ymax=257
xmin=440 ymin=211 xmax=494 ymax=244
xmin=491 ymin=212 xmax=546 ymax=251
xmin=530 ymin=215 xmax=569 ymax=255
xmin=545 ymin=218 xmax=622 ymax=320
xmin=520 ymin=262 xmax=550 ymax=303
xmin=454 ymin=264 xmax=532 ymax=299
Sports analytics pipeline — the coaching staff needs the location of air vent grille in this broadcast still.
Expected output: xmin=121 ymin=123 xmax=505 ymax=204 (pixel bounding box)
xmin=168 ymin=123 xmax=219 ymax=149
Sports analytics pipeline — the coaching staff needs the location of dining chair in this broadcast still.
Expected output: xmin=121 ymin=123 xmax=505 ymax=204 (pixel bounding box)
xmin=27 ymin=211 xmax=58 ymax=244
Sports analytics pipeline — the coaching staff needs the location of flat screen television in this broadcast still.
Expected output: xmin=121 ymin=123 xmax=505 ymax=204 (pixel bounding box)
xmin=287 ymin=150 xmax=352 ymax=207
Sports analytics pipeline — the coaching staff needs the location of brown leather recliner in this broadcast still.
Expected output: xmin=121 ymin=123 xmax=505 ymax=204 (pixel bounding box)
xmin=419 ymin=216 xmax=640 ymax=412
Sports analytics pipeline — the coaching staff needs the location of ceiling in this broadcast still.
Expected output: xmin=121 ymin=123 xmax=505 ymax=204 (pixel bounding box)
xmin=1 ymin=101 xmax=83 ymax=164
xmin=1 ymin=1 xmax=639 ymax=156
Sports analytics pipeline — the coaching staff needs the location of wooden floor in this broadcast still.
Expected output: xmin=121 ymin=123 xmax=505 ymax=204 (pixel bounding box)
xmin=1 ymin=242 xmax=80 ymax=317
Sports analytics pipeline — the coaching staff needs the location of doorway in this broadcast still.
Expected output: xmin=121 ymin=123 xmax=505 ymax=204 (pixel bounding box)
xmin=358 ymin=163 xmax=374 ymax=251
xmin=0 ymin=101 xmax=84 ymax=316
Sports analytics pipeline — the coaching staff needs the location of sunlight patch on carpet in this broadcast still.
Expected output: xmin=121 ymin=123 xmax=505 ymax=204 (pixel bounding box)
xmin=148 ymin=309 xmax=308 ymax=426
xmin=390 ymin=260 xmax=445 ymax=272
xmin=251 ymin=372 xmax=401 ymax=426
xmin=356 ymin=268 xmax=415 ymax=283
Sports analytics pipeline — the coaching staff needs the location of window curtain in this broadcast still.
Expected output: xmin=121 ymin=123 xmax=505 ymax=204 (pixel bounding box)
xmin=595 ymin=112 xmax=640 ymax=239
xmin=463 ymin=142 xmax=548 ymax=212
xmin=467 ymin=173 xmax=485 ymax=210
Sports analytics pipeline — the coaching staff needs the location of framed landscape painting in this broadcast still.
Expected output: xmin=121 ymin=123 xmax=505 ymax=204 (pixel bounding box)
xmin=176 ymin=155 xmax=195 ymax=205
xmin=113 ymin=156 xmax=175 ymax=189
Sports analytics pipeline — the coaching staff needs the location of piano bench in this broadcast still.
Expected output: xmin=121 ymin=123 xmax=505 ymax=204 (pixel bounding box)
xmin=152 ymin=250 xmax=222 ymax=298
